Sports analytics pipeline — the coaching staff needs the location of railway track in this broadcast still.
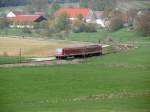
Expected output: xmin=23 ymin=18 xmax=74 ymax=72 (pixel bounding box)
xmin=0 ymin=59 xmax=82 ymax=68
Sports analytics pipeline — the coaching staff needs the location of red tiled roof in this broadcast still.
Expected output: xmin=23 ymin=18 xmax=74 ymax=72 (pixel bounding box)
xmin=55 ymin=7 xmax=90 ymax=17
xmin=9 ymin=15 xmax=41 ymax=23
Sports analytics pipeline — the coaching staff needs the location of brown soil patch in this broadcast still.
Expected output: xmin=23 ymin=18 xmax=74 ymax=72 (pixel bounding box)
xmin=0 ymin=37 xmax=80 ymax=57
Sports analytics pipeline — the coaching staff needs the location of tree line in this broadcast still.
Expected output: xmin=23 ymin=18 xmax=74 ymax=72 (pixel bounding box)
xmin=0 ymin=0 xmax=28 ymax=7
xmin=0 ymin=0 xmax=80 ymax=7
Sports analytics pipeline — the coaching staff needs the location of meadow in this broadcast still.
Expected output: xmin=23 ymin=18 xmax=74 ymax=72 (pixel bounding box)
xmin=69 ymin=28 xmax=150 ymax=43
xmin=0 ymin=56 xmax=29 ymax=64
xmin=0 ymin=29 xmax=150 ymax=112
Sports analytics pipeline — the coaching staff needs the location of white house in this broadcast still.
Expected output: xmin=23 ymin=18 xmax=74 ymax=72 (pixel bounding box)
xmin=93 ymin=11 xmax=105 ymax=27
xmin=6 ymin=11 xmax=16 ymax=18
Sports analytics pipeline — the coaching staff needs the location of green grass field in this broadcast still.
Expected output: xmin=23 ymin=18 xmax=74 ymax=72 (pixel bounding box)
xmin=0 ymin=29 xmax=150 ymax=112
xmin=0 ymin=28 xmax=37 ymax=37
xmin=0 ymin=56 xmax=29 ymax=64
xmin=69 ymin=29 xmax=150 ymax=43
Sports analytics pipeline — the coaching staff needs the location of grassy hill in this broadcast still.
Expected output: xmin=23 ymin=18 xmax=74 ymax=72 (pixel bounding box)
xmin=0 ymin=44 xmax=149 ymax=112
xmin=0 ymin=29 xmax=150 ymax=112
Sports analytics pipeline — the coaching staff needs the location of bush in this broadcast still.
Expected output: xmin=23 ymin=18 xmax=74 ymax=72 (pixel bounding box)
xmin=34 ymin=21 xmax=49 ymax=29
xmin=72 ymin=20 xmax=85 ymax=33
xmin=72 ymin=20 xmax=97 ymax=33
xmin=84 ymin=23 xmax=97 ymax=32
xmin=109 ymin=16 xmax=123 ymax=31
xmin=55 ymin=13 xmax=69 ymax=31
xmin=34 ymin=23 xmax=41 ymax=29
xmin=134 ymin=12 xmax=150 ymax=36
xmin=22 ymin=28 xmax=32 ymax=34
xmin=0 ymin=17 xmax=10 ymax=29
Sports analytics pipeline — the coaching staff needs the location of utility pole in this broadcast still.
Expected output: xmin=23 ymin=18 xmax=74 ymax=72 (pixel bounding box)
xmin=19 ymin=48 xmax=22 ymax=63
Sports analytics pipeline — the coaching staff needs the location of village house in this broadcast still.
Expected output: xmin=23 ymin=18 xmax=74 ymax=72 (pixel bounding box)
xmin=55 ymin=7 xmax=107 ymax=27
xmin=55 ymin=7 xmax=94 ymax=21
xmin=7 ymin=14 xmax=47 ymax=28
xmin=6 ymin=11 xmax=29 ymax=18
xmin=93 ymin=11 xmax=105 ymax=27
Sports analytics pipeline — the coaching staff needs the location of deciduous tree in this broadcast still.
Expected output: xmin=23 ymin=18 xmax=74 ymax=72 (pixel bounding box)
xmin=134 ymin=12 xmax=150 ymax=36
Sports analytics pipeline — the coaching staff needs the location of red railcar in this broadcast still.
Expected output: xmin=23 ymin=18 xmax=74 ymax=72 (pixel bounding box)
xmin=55 ymin=44 xmax=102 ymax=59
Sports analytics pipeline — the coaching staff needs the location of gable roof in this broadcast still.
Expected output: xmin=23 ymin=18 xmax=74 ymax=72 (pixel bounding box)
xmin=7 ymin=11 xmax=16 ymax=17
xmin=55 ymin=7 xmax=90 ymax=18
xmin=8 ymin=15 xmax=46 ymax=23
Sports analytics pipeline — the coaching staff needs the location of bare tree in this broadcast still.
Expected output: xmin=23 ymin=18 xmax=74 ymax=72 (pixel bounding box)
xmin=134 ymin=12 xmax=150 ymax=36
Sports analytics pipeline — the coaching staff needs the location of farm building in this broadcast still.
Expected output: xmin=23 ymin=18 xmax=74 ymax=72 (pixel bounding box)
xmin=55 ymin=7 xmax=107 ymax=27
xmin=55 ymin=7 xmax=94 ymax=21
xmin=7 ymin=15 xmax=47 ymax=28
xmin=6 ymin=11 xmax=29 ymax=18
xmin=93 ymin=11 xmax=105 ymax=27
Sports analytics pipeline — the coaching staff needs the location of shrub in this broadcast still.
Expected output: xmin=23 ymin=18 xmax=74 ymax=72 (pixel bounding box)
xmin=72 ymin=20 xmax=85 ymax=33
xmin=55 ymin=13 xmax=69 ymax=31
xmin=109 ymin=16 xmax=123 ymax=31
xmin=22 ymin=28 xmax=32 ymax=34
xmin=34 ymin=21 xmax=49 ymax=29
xmin=0 ymin=17 xmax=10 ymax=29
xmin=34 ymin=23 xmax=41 ymax=29
xmin=72 ymin=20 xmax=97 ymax=33
xmin=84 ymin=23 xmax=97 ymax=32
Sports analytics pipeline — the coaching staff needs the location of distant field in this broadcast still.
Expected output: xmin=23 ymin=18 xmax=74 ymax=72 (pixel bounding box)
xmin=0 ymin=37 xmax=79 ymax=57
xmin=69 ymin=29 xmax=150 ymax=43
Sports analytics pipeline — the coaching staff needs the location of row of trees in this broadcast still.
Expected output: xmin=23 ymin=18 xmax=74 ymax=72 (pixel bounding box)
xmin=0 ymin=17 xmax=10 ymax=29
xmin=80 ymin=0 xmax=118 ymax=11
xmin=0 ymin=0 xmax=27 ymax=7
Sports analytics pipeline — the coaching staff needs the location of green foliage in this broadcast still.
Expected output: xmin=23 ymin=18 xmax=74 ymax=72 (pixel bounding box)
xmin=84 ymin=23 xmax=97 ymax=32
xmin=109 ymin=16 xmax=123 ymax=32
xmin=72 ymin=20 xmax=85 ymax=33
xmin=80 ymin=0 xmax=88 ymax=8
xmin=0 ymin=0 xmax=27 ymax=7
xmin=0 ymin=17 xmax=10 ymax=29
xmin=72 ymin=19 xmax=97 ymax=33
xmin=27 ymin=0 xmax=48 ymax=13
xmin=69 ymin=28 xmax=149 ymax=42
xmin=80 ymin=0 xmax=116 ymax=10
xmin=34 ymin=21 xmax=49 ymax=29
xmin=22 ymin=27 xmax=32 ymax=34
xmin=55 ymin=13 xmax=70 ymax=31
xmin=50 ymin=2 xmax=60 ymax=15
